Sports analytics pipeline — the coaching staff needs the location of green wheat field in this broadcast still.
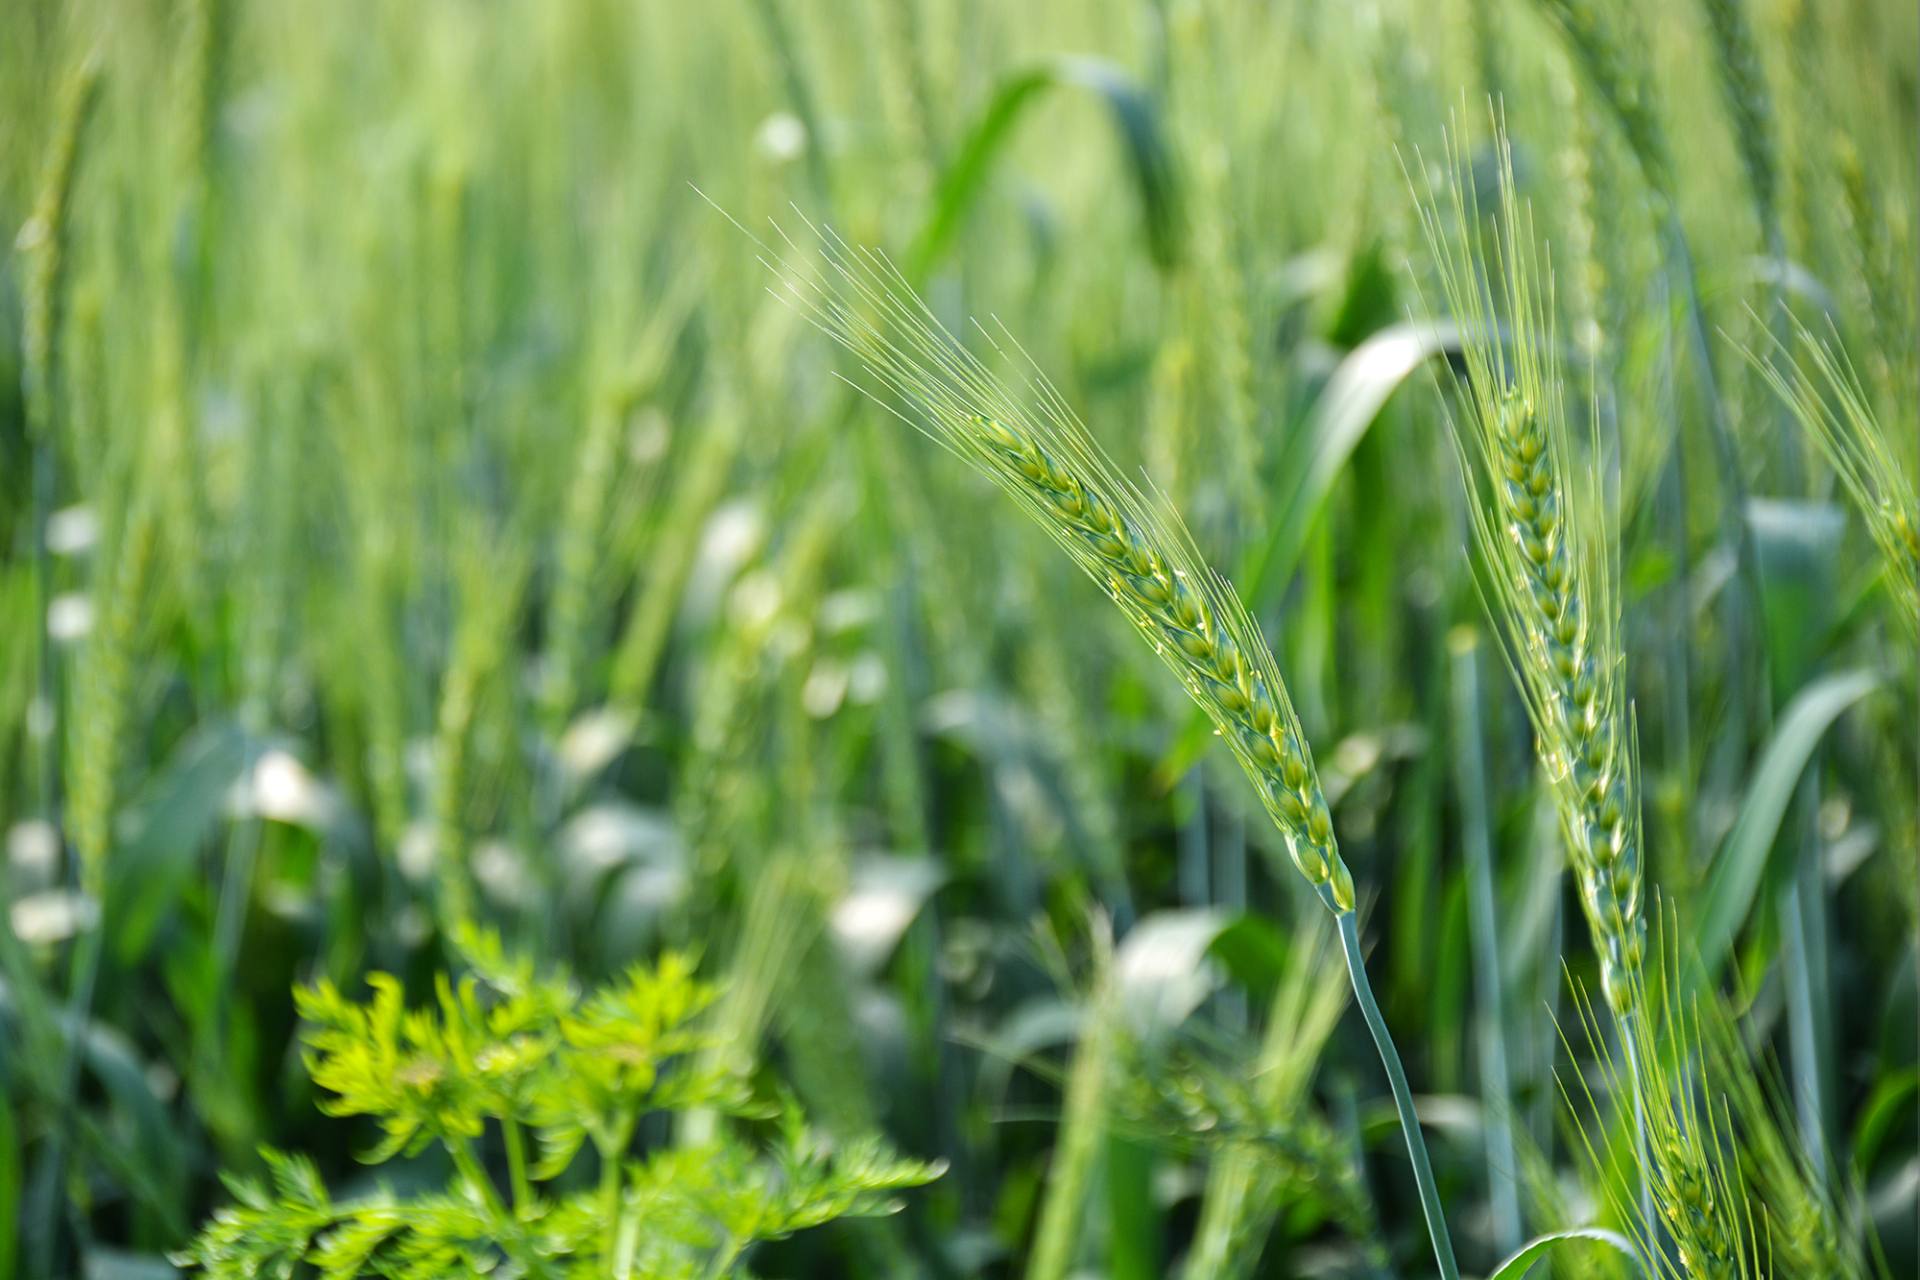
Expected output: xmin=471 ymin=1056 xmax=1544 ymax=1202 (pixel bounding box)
xmin=1 ymin=1 xmax=1916 ymax=1276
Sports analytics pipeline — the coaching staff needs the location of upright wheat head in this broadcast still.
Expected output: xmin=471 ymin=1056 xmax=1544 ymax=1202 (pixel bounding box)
xmin=1412 ymin=131 xmax=1645 ymax=1019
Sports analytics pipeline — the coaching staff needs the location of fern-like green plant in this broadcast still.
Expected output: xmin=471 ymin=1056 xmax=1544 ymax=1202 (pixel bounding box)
xmin=174 ymin=932 xmax=941 ymax=1278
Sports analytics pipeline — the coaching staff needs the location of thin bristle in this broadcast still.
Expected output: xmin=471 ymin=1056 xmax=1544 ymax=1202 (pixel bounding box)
xmin=1748 ymin=313 xmax=1920 ymax=634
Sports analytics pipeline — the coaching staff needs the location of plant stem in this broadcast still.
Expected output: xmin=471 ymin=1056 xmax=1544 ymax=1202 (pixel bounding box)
xmin=703 ymin=1237 xmax=748 ymax=1280
xmin=597 ymin=1125 xmax=631 ymax=1265
xmin=1619 ymin=1012 xmax=1656 ymax=1251
xmin=1335 ymin=911 xmax=1459 ymax=1280
xmin=502 ymin=1117 xmax=534 ymax=1215
xmin=1026 ymin=983 xmax=1114 ymax=1280
xmin=1448 ymin=631 xmax=1521 ymax=1252
xmin=449 ymin=1136 xmax=510 ymax=1219
xmin=450 ymin=1137 xmax=554 ymax=1280
xmin=611 ymin=1204 xmax=642 ymax=1280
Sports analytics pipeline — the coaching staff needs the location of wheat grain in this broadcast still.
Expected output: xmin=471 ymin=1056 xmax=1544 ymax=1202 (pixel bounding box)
xmin=1417 ymin=128 xmax=1794 ymax=1280
xmin=1635 ymin=940 xmax=1756 ymax=1279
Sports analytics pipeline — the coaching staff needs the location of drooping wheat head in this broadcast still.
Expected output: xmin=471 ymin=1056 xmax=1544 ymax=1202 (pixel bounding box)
xmin=1413 ymin=131 xmax=1645 ymax=1020
xmin=751 ymin=213 xmax=1356 ymax=917
xmin=747 ymin=206 xmax=1459 ymax=1280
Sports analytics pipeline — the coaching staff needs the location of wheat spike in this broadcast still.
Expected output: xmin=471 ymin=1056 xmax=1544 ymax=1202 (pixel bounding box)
xmin=753 ymin=212 xmax=1356 ymax=914
xmin=1413 ymin=129 xmax=1645 ymax=1019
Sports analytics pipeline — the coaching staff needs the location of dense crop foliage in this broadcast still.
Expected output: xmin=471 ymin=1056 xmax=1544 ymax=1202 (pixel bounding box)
xmin=1 ymin=1 xmax=1914 ymax=1277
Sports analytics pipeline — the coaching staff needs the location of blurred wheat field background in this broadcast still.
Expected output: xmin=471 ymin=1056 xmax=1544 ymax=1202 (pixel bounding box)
xmin=0 ymin=0 xmax=1915 ymax=1276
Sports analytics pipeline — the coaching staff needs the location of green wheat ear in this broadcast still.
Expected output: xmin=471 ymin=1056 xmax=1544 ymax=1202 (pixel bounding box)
xmin=756 ymin=214 xmax=1353 ymax=916
xmin=747 ymin=205 xmax=1458 ymax=1280
xmin=1410 ymin=124 xmax=1645 ymax=1021
xmin=1560 ymin=921 xmax=1763 ymax=1280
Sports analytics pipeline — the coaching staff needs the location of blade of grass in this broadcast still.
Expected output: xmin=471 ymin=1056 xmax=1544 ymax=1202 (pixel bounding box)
xmin=1694 ymin=668 xmax=1880 ymax=979
xmin=907 ymin=55 xmax=1183 ymax=278
xmin=1485 ymin=1225 xmax=1638 ymax=1279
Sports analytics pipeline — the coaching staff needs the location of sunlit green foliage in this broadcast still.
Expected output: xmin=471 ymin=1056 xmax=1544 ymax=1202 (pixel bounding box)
xmin=174 ymin=942 xmax=939 ymax=1278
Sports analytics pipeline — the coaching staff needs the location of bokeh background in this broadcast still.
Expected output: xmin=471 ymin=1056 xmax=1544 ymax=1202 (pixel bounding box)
xmin=1 ymin=1 xmax=1915 ymax=1276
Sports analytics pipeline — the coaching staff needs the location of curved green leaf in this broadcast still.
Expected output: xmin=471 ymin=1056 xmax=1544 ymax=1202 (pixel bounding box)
xmin=1484 ymin=1226 xmax=1639 ymax=1279
xmin=1695 ymin=668 xmax=1880 ymax=977
xmin=1159 ymin=320 xmax=1460 ymax=782
xmin=909 ymin=55 xmax=1181 ymax=276
xmin=1249 ymin=319 xmax=1461 ymax=609
xmin=1113 ymin=909 xmax=1228 ymax=1042
xmin=1852 ymin=1067 xmax=1919 ymax=1177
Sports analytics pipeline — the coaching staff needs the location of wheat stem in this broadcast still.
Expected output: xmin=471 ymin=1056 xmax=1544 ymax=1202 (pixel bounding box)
xmin=1338 ymin=913 xmax=1459 ymax=1280
xmin=1026 ymin=971 xmax=1115 ymax=1280
xmin=1448 ymin=629 xmax=1522 ymax=1252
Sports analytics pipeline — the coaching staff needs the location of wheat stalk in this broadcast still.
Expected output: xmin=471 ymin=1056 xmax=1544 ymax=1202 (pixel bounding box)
xmin=1415 ymin=126 xmax=1790 ymax=1278
xmin=738 ymin=206 xmax=1458 ymax=1279
xmin=1026 ymin=928 xmax=1115 ymax=1280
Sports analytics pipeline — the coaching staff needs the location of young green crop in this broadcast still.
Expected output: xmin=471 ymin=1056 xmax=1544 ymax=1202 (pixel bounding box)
xmin=756 ymin=216 xmax=1354 ymax=917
